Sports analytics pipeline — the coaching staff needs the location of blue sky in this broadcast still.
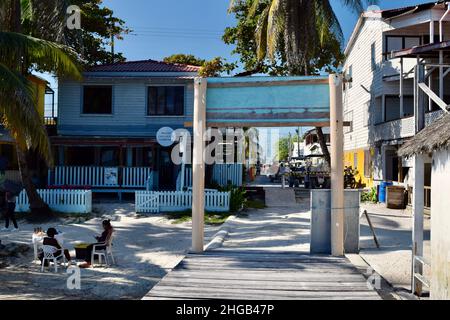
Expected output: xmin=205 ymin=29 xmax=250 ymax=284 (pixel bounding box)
xmin=102 ymin=0 xmax=432 ymax=62
xmin=44 ymin=0 xmax=435 ymax=135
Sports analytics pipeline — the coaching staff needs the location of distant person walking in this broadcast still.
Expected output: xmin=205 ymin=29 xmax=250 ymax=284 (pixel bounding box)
xmin=2 ymin=191 xmax=18 ymax=232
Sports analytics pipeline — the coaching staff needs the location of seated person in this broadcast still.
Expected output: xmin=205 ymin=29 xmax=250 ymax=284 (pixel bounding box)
xmin=39 ymin=228 xmax=71 ymax=265
xmin=79 ymin=220 xmax=114 ymax=269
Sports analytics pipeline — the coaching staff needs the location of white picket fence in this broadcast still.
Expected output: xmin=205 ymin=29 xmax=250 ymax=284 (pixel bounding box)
xmin=15 ymin=189 xmax=92 ymax=214
xmin=48 ymin=166 xmax=153 ymax=188
xmin=136 ymin=190 xmax=231 ymax=213
xmin=176 ymin=163 xmax=243 ymax=190
xmin=212 ymin=164 xmax=243 ymax=187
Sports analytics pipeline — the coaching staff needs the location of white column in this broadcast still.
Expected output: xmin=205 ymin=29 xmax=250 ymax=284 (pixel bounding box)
xmin=192 ymin=77 xmax=207 ymax=253
xmin=412 ymin=155 xmax=425 ymax=295
xmin=329 ymin=74 xmax=345 ymax=257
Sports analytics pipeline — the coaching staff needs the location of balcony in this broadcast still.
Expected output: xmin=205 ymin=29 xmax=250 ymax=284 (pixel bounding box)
xmin=382 ymin=57 xmax=417 ymax=82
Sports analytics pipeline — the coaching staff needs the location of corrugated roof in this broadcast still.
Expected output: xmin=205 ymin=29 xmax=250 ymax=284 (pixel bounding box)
xmin=86 ymin=59 xmax=201 ymax=73
xmin=381 ymin=1 xmax=446 ymax=19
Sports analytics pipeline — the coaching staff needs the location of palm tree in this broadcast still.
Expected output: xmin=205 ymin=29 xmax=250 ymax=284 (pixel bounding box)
xmin=0 ymin=0 xmax=81 ymax=214
xmin=229 ymin=0 xmax=376 ymax=168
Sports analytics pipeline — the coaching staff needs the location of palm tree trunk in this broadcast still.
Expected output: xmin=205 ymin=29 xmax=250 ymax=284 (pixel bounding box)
xmin=316 ymin=127 xmax=331 ymax=169
xmin=16 ymin=146 xmax=51 ymax=215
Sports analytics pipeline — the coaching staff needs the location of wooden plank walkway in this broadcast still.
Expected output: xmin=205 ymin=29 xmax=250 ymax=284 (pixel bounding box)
xmin=144 ymin=250 xmax=381 ymax=300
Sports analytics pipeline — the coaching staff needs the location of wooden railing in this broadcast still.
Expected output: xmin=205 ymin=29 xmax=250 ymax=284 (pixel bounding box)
xmin=424 ymin=186 xmax=431 ymax=210
xmin=48 ymin=166 xmax=153 ymax=189
xmin=136 ymin=190 xmax=230 ymax=213
xmin=407 ymin=186 xmax=431 ymax=211
xmin=44 ymin=117 xmax=57 ymax=126
xmin=16 ymin=189 xmax=92 ymax=214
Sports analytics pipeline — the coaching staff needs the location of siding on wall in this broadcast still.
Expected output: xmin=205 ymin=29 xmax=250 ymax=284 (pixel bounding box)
xmin=58 ymin=78 xmax=194 ymax=137
xmin=430 ymin=148 xmax=450 ymax=300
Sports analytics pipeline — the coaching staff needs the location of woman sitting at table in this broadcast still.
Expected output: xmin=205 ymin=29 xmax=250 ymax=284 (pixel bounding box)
xmin=79 ymin=220 xmax=114 ymax=269
xmin=39 ymin=228 xmax=71 ymax=266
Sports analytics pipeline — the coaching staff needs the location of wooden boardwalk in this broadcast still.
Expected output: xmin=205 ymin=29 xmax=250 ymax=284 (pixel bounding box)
xmin=144 ymin=250 xmax=381 ymax=300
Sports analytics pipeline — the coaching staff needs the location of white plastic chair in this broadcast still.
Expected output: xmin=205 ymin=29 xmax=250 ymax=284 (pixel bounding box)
xmin=91 ymin=231 xmax=115 ymax=267
xmin=41 ymin=245 xmax=66 ymax=272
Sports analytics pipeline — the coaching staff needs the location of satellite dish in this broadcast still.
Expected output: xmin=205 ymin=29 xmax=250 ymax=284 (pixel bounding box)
xmin=367 ymin=5 xmax=381 ymax=12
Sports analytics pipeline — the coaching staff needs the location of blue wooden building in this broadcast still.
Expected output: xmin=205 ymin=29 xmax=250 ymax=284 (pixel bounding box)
xmin=51 ymin=59 xmax=200 ymax=191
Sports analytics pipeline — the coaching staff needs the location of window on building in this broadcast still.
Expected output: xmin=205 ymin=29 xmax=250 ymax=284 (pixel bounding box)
xmin=344 ymin=111 xmax=353 ymax=133
xmin=83 ymin=86 xmax=113 ymax=114
xmin=384 ymin=95 xmax=414 ymax=121
xmin=385 ymin=36 xmax=421 ymax=53
xmin=371 ymin=42 xmax=377 ymax=71
xmin=347 ymin=65 xmax=353 ymax=89
xmin=364 ymin=150 xmax=372 ymax=178
xmin=148 ymin=86 xmax=184 ymax=116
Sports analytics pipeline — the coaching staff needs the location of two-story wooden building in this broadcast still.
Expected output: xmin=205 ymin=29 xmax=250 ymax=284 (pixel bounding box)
xmin=343 ymin=1 xmax=450 ymax=198
xmin=51 ymin=59 xmax=200 ymax=192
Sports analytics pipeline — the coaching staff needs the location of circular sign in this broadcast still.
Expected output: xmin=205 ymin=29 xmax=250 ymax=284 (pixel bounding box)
xmin=157 ymin=127 xmax=175 ymax=147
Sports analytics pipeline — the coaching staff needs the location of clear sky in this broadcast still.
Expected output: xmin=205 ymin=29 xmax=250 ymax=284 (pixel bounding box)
xmin=102 ymin=0 xmax=434 ymax=62
xmin=44 ymin=0 xmax=436 ymax=136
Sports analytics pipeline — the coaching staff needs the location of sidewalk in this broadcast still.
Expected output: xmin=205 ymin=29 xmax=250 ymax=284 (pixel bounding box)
xmin=359 ymin=203 xmax=430 ymax=296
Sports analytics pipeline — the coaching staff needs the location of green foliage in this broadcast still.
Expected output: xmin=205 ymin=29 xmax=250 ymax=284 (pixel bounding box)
xmin=163 ymin=54 xmax=237 ymax=77
xmin=166 ymin=210 xmax=232 ymax=225
xmin=217 ymin=183 xmax=247 ymax=213
xmin=163 ymin=54 xmax=206 ymax=66
xmin=276 ymin=137 xmax=290 ymax=161
xmin=226 ymin=0 xmax=376 ymax=75
xmin=361 ymin=187 xmax=378 ymax=203
xmin=344 ymin=166 xmax=366 ymax=189
xmin=64 ymin=0 xmax=131 ymax=66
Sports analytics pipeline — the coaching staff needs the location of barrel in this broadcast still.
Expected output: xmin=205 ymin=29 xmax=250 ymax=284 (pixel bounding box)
xmin=386 ymin=186 xmax=406 ymax=209
xmin=379 ymin=181 xmax=394 ymax=203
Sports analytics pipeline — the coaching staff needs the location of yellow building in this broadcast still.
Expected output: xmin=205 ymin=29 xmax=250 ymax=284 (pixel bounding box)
xmin=1 ymin=75 xmax=49 ymax=171
xmin=344 ymin=148 xmax=374 ymax=188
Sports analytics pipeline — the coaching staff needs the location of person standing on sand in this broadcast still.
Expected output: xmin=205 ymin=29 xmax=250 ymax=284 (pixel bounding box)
xmin=2 ymin=191 xmax=18 ymax=232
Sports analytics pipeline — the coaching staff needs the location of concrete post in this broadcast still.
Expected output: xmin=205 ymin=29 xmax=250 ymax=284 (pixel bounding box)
xmin=192 ymin=77 xmax=207 ymax=253
xmin=329 ymin=74 xmax=345 ymax=257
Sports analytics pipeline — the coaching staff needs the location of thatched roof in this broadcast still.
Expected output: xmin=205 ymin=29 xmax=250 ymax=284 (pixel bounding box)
xmin=398 ymin=112 xmax=450 ymax=157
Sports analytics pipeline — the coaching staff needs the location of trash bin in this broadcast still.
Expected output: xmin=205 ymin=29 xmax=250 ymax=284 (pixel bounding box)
xmin=386 ymin=186 xmax=406 ymax=209
xmin=379 ymin=181 xmax=393 ymax=203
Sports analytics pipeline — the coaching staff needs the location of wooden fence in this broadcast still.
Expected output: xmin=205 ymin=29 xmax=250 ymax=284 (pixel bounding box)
xmin=136 ymin=190 xmax=230 ymax=213
xmin=48 ymin=166 xmax=153 ymax=189
xmin=15 ymin=189 xmax=92 ymax=214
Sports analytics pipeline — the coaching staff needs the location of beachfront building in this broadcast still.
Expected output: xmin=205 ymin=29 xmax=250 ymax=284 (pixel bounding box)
xmin=0 ymin=75 xmax=55 ymax=185
xmin=50 ymin=59 xmax=200 ymax=193
xmin=343 ymin=1 xmax=450 ymax=197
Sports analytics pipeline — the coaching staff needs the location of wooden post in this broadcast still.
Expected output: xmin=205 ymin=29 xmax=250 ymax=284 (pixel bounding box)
xmin=329 ymin=74 xmax=344 ymax=257
xmin=412 ymin=155 xmax=425 ymax=296
xmin=192 ymin=77 xmax=207 ymax=253
xmin=411 ymin=63 xmax=426 ymax=295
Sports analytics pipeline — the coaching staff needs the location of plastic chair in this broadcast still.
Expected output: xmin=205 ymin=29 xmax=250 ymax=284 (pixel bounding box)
xmin=91 ymin=231 xmax=115 ymax=267
xmin=41 ymin=245 xmax=66 ymax=272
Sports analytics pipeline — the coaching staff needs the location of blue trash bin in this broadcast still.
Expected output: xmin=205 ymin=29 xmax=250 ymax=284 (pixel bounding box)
xmin=379 ymin=181 xmax=394 ymax=203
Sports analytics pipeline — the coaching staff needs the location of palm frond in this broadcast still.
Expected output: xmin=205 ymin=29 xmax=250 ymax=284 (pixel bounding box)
xmin=0 ymin=31 xmax=82 ymax=79
xmin=316 ymin=0 xmax=344 ymax=45
xmin=266 ymin=0 xmax=282 ymax=60
xmin=255 ymin=6 xmax=270 ymax=61
xmin=20 ymin=0 xmax=33 ymax=22
xmin=248 ymin=0 xmax=262 ymax=18
xmin=0 ymin=64 xmax=53 ymax=165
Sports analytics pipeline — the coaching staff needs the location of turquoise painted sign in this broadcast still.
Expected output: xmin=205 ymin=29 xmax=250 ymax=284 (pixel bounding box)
xmin=206 ymin=76 xmax=330 ymax=127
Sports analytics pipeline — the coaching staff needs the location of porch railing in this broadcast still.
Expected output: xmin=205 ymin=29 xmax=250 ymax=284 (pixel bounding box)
xmin=176 ymin=163 xmax=243 ymax=190
xmin=48 ymin=166 xmax=153 ymax=189
xmin=407 ymin=186 xmax=431 ymax=211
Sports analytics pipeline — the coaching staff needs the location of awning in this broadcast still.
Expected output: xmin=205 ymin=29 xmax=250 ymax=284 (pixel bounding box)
xmin=50 ymin=136 xmax=157 ymax=147
xmin=386 ymin=40 xmax=450 ymax=59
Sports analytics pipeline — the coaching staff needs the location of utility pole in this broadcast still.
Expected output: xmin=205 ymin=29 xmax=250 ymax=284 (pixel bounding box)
xmin=110 ymin=14 xmax=115 ymax=64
